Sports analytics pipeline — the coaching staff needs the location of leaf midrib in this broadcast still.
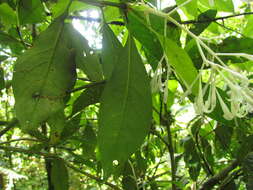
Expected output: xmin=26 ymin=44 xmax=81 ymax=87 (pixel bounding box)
xmin=113 ymin=38 xmax=132 ymax=157
xmin=30 ymin=22 xmax=65 ymax=125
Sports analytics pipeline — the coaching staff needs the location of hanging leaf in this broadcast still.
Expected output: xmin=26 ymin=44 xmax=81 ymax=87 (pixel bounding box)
xmin=127 ymin=10 xmax=163 ymax=69
xmin=159 ymin=36 xmax=199 ymax=94
xmin=76 ymin=52 xmax=104 ymax=82
xmin=186 ymin=9 xmax=217 ymax=43
xmin=215 ymin=124 xmax=233 ymax=151
xmin=98 ymin=36 xmax=152 ymax=174
xmin=101 ymin=24 xmax=123 ymax=79
xmin=176 ymin=0 xmax=198 ymax=17
xmin=61 ymin=113 xmax=81 ymax=140
xmin=51 ymin=158 xmax=69 ymax=190
xmin=82 ymin=124 xmax=97 ymax=159
xmin=13 ymin=18 xmax=77 ymax=133
xmin=18 ymin=0 xmax=45 ymax=24
xmin=72 ymin=82 xmax=105 ymax=116
xmin=52 ymin=0 xmax=71 ymax=18
xmin=183 ymin=136 xmax=201 ymax=181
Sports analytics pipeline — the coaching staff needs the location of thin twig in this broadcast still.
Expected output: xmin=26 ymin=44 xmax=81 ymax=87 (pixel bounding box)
xmin=0 ymin=145 xmax=57 ymax=158
xmin=66 ymin=162 xmax=122 ymax=190
xmin=68 ymin=15 xmax=125 ymax=25
xmin=0 ymin=138 xmax=38 ymax=145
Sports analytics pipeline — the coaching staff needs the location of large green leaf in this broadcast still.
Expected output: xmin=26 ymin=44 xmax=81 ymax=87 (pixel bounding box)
xmin=18 ymin=0 xmax=45 ymax=24
xmin=101 ymin=24 xmax=123 ymax=79
xmin=13 ymin=18 xmax=77 ymax=133
xmin=127 ymin=10 xmax=163 ymax=69
xmin=98 ymin=36 xmax=152 ymax=174
xmin=51 ymin=158 xmax=69 ymax=190
xmin=159 ymin=36 xmax=199 ymax=94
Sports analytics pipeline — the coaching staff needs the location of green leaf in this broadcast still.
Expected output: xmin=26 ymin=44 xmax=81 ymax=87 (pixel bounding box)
xmin=0 ymin=31 xmax=23 ymax=49
xmin=186 ymin=9 xmax=217 ymax=43
xmin=218 ymin=37 xmax=253 ymax=62
xmin=72 ymin=83 xmax=105 ymax=116
xmin=200 ymin=136 xmax=214 ymax=167
xmin=48 ymin=110 xmax=66 ymax=144
xmin=243 ymin=152 xmax=253 ymax=190
xmin=199 ymin=0 xmax=234 ymax=12
xmin=98 ymin=36 xmax=152 ymax=174
xmin=167 ymin=80 xmax=178 ymax=110
xmin=215 ymin=124 xmax=233 ymax=150
xmin=76 ymin=53 xmax=104 ymax=82
xmin=18 ymin=0 xmax=45 ymax=24
xmin=13 ymin=19 xmax=77 ymax=133
xmin=243 ymin=15 xmax=253 ymax=38
xmin=52 ymin=0 xmax=71 ymax=18
xmin=0 ymin=3 xmax=16 ymax=26
xmin=101 ymin=24 xmax=123 ymax=79
xmin=183 ymin=136 xmax=201 ymax=181
xmin=69 ymin=1 xmax=90 ymax=13
xmin=61 ymin=113 xmax=81 ymax=140
xmin=122 ymin=162 xmax=138 ymax=190
xmin=82 ymin=124 xmax=97 ymax=159
xmin=159 ymin=36 xmax=199 ymax=95
xmin=220 ymin=181 xmax=237 ymax=190
xmin=51 ymin=158 xmax=69 ymax=190
xmin=127 ymin=10 xmax=163 ymax=68
xmin=176 ymin=0 xmax=198 ymax=17
xmin=215 ymin=0 xmax=234 ymax=12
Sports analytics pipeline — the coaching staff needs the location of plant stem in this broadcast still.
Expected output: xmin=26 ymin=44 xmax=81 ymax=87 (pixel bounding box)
xmin=165 ymin=122 xmax=177 ymax=190
xmin=65 ymin=162 xmax=122 ymax=190
xmin=162 ymin=107 xmax=177 ymax=190
xmin=41 ymin=123 xmax=54 ymax=190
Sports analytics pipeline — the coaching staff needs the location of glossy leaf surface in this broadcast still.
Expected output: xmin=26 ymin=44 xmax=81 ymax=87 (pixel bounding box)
xmin=98 ymin=36 xmax=152 ymax=173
